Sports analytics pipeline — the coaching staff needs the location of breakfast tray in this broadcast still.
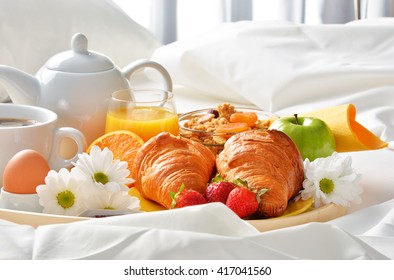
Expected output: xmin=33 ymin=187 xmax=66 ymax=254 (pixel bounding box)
xmin=0 ymin=203 xmax=346 ymax=232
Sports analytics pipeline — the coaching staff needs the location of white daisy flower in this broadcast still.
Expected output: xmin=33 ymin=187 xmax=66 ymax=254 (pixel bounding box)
xmin=36 ymin=168 xmax=87 ymax=216
xmin=71 ymin=145 xmax=133 ymax=192
xmin=84 ymin=189 xmax=140 ymax=211
xmin=300 ymin=152 xmax=363 ymax=208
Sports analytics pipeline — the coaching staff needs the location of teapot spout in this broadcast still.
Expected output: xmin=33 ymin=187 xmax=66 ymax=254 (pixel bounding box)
xmin=0 ymin=65 xmax=40 ymax=105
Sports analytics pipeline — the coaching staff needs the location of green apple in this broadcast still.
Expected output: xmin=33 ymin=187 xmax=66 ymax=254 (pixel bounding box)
xmin=269 ymin=114 xmax=336 ymax=161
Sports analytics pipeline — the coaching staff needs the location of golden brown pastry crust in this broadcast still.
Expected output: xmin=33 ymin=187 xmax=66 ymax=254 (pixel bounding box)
xmin=216 ymin=129 xmax=304 ymax=217
xmin=132 ymin=132 xmax=216 ymax=209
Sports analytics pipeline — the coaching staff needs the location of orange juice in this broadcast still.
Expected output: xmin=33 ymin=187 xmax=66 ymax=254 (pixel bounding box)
xmin=105 ymin=106 xmax=179 ymax=142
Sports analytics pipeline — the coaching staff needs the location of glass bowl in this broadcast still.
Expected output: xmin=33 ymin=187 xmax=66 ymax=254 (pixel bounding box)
xmin=178 ymin=107 xmax=278 ymax=154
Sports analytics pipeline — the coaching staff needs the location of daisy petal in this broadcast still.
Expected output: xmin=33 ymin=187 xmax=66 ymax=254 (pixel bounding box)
xmin=300 ymin=153 xmax=362 ymax=208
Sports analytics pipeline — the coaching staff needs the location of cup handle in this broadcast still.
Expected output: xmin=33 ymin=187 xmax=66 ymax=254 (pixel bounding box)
xmin=48 ymin=127 xmax=87 ymax=170
xmin=122 ymin=59 xmax=173 ymax=93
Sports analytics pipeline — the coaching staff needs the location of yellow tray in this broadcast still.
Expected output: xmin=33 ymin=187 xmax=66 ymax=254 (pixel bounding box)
xmin=247 ymin=203 xmax=347 ymax=232
xmin=0 ymin=202 xmax=346 ymax=232
xmin=0 ymin=208 xmax=89 ymax=228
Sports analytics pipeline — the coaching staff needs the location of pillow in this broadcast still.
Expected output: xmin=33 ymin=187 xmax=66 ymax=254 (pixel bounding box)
xmin=0 ymin=0 xmax=161 ymax=101
xmin=151 ymin=20 xmax=394 ymax=112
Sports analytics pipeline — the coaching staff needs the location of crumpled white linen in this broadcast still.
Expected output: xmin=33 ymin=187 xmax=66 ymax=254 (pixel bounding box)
xmin=151 ymin=19 xmax=394 ymax=113
xmin=0 ymin=200 xmax=391 ymax=260
xmin=0 ymin=220 xmax=34 ymax=259
xmin=28 ymin=203 xmax=388 ymax=260
xmin=329 ymin=199 xmax=394 ymax=259
xmin=342 ymin=149 xmax=394 ymax=214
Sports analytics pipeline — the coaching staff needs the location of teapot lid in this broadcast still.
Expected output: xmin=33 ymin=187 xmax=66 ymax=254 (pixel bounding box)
xmin=45 ymin=33 xmax=114 ymax=73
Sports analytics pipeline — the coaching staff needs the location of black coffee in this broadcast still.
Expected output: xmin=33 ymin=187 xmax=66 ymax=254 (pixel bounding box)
xmin=0 ymin=118 xmax=40 ymax=127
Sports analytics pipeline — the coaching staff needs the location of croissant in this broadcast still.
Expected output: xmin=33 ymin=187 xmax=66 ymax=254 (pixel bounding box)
xmin=216 ymin=129 xmax=304 ymax=218
xmin=132 ymin=132 xmax=216 ymax=209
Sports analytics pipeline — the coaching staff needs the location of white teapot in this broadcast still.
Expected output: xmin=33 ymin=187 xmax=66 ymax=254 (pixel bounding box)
xmin=0 ymin=33 xmax=172 ymax=145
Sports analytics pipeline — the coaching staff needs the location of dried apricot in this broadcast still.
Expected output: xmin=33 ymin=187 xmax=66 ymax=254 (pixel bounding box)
xmin=215 ymin=122 xmax=250 ymax=133
xmin=230 ymin=112 xmax=258 ymax=127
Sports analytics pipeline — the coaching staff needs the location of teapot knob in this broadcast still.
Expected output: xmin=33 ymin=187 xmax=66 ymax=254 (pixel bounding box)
xmin=45 ymin=33 xmax=113 ymax=72
xmin=71 ymin=33 xmax=89 ymax=54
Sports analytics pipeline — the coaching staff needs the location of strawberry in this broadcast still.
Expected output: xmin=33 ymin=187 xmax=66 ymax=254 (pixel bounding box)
xmin=225 ymin=187 xmax=263 ymax=218
xmin=205 ymin=181 xmax=235 ymax=203
xmin=170 ymin=183 xmax=207 ymax=209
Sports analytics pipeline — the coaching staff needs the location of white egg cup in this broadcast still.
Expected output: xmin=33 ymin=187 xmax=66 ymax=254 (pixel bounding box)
xmin=0 ymin=187 xmax=43 ymax=213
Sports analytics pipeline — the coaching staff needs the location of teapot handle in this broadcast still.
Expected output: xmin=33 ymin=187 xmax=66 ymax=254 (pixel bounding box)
xmin=122 ymin=59 xmax=173 ymax=93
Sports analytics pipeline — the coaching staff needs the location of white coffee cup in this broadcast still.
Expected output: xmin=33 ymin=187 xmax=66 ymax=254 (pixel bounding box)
xmin=0 ymin=103 xmax=87 ymax=183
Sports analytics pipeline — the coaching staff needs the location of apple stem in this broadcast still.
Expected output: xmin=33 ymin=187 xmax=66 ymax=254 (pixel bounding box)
xmin=294 ymin=114 xmax=299 ymax=125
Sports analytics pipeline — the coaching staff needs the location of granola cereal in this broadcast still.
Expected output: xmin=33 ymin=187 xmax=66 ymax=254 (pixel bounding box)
xmin=179 ymin=103 xmax=278 ymax=154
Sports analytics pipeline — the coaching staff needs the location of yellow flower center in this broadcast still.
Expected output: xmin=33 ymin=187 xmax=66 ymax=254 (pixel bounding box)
xmin=319 ymin=178 xmax=334 ymax=194
xmin=57 ymin=190 xmax=75 ymax=209
xmin=94 ymin=172 xmax=109 ymax=184
xmin=104 ymin=206 xmax=115 ymax=210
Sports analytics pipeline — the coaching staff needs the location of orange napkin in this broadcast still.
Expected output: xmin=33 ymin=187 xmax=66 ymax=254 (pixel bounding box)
xmin=300 ymin=104 xmax=388 ymax=152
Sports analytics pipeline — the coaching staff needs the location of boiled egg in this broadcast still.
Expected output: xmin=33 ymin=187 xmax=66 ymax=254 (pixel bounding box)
xmin=2 ymin=149 xmax=50 ymax=194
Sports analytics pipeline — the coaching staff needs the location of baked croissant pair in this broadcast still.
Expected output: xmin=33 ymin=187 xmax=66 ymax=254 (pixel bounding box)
xmin=132 ymin=130 xmax=304 ymax=217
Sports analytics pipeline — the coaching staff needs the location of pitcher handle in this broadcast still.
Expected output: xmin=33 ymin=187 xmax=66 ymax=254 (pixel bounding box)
xmin=122 ymin=59 xmax=173 ymax=93
xmin=49 ymin=127 xmax=87 ymax=171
